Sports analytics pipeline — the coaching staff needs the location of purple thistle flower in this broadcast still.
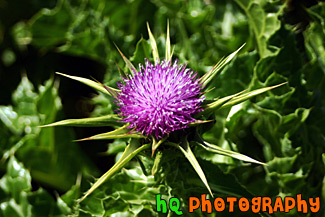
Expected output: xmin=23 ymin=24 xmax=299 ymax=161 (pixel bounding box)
xmin=116 ymin=59 xmax=205 ymax=139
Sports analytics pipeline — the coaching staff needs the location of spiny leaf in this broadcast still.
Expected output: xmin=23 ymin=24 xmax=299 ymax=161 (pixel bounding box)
xmin=167 ymin=141 xmax=213 ymax=197
xmin=114 ymin=43 xmax=136 ymax=76
xmin=75 ymin=125 xmax=145 ymax=141
xmin=219 ymin=83 xmax=287 ymax=110
xmin=55 ymin=72 xmax=119 ymax=96
xmin=40 ymin=115 xmax=121 ymax=128
xmin=147 ymin=22 xmax=160 ymax=64
xmin=196 ymin=140 xmax=266 ymax=165
xmin=79 ymin=140 xmax=151 ymax=202
xmin=199 ymin=44 xmax=245 ymax=86
xmin=165 ymin=20 xmax=171 ymax=62
xmin=235 ymin=0 xmax=283 ymax=58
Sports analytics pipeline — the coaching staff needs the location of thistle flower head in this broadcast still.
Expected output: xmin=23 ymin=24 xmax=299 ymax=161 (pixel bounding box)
xmin=116 ymin=59 xmax=204 ymax=139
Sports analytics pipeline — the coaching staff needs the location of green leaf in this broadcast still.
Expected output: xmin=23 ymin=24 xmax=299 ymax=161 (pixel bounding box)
xmin=0 ymin=197 xmax=32 ymax=217
xmin=306 ymin=4 xmax=325 ymax=64
xmin=235 ymin=0 xmax=283 ymax=58
xmin=146 ymin=22 xmax=160 ymax=64
xmin=27 ymin=188 xmax=66 ymax=216
xmin=167 ymin=140 xmax=213 ymax=197
xmin=196 ymin=140 xmax=265 ymax=165
xmin=78 ymin=166 xmax=158 ymax=216
xmin=79 ymin=140 xmax=151 ymax=202
xmin=76 ymin=125 xmax=145 ymax=141
xmin=0 ymin=75 xmax=39 ymax=135
xmin=41 ymin=114 xmax=121 ymax=128
xmin=1 ymin=136 xmax=32 ymax=165
xmin=266 ymin=155 xmax=298 ymax=174
xmin=0 ymin=75 xmax=96 ymax=194
xmin=0 ymin=157 xmax=32 ymax=200
xmin=24 ymin=0 xmax=144 ymax=63
xmin=106 ymin=140 xmax=127 ymax=155
xmin=27 ymin=0 xmax=70 ymax=49
xmin=36 ymin=79 xmax=60 ymax=122
xmin=56 ymin=72 xmax=119 ymax=96
xmin=130 ymin=37 xmax=151 ymax=66
xmin=61 ymin=183 xmax=81 ymax=208
xmin=199 ymin=44 xmax=245 ymax=86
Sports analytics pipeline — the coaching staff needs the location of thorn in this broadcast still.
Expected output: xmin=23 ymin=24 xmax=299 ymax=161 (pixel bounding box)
xmin=127 ymin=127 xmax=137 ymax=134
xmin=113 ymin=43 xmax=136 ymax=75
xmin=201 ymin=87 xmax=216 ymax=95
xmin=74 ymin=137 xmax=91 ymax=142
xmin=113 ymin=42 xmax=126 ymax=58
xmin=152 ymin=148 xmax=156 ymax=157
xmin=115 ymin=62 xmax=126 ymax=78
xmin=90 ymin=76 xmax=118 ymax=98
xmin=269 ymin=82 xmax=288 ymax=89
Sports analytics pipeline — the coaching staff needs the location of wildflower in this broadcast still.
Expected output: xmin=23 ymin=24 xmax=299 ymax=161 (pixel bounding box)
xmin=46 ymin=23 xmax=285 ymax=201
xmin=116 ymin=59 xmax=204 ymax=139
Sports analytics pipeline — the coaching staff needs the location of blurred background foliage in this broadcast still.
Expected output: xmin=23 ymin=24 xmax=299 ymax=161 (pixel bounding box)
xmin=0 ymin=0 xmax=324 ymax=216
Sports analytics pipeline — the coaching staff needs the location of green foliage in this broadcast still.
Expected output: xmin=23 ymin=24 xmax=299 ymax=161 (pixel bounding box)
xmin=0 ymin=156 xmax=71 ymax=217
xmin=0 ymin=76 xmax=96 ymax=216
xmin=1 ymin=0 xmax=325 ymax=217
